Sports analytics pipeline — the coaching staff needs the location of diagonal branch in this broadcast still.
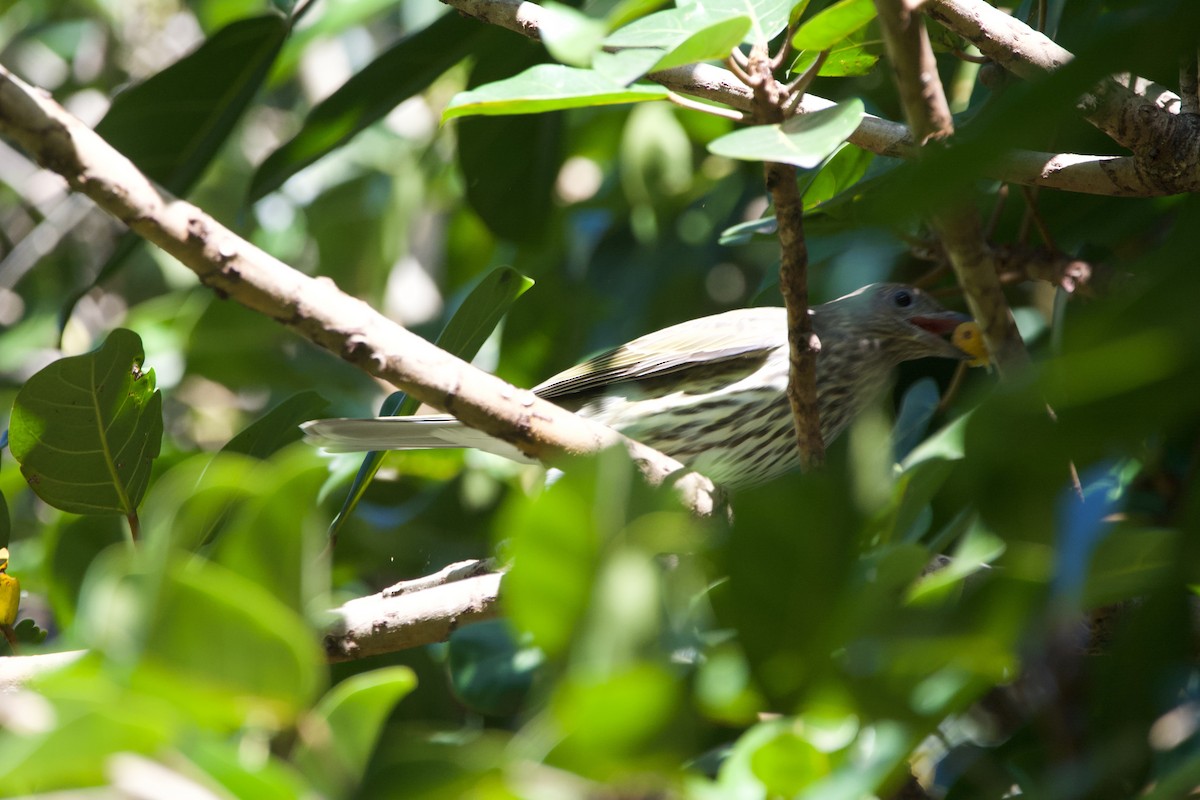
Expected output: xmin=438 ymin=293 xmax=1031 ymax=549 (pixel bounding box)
xmin=0 ymin=65 xmax=720 ymax=517
xmin=873 ymin=0 xmax=1028 ymax=375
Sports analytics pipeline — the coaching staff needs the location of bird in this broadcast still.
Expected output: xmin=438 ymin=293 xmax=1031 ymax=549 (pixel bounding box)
xmin=302 ymin=283 xmax=975 ymax=489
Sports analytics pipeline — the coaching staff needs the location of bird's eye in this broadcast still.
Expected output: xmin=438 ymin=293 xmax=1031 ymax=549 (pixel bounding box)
xmin=892 ymin=289 xmax=913 ymax=308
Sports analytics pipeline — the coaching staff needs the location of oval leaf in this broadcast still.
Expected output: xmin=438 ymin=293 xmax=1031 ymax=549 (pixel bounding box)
xmin=9 ymin=329 xmax=163 ymax=516
xmin=443 ymin=64 xmax=669 ymax=120
xmin=792 ymin=0 xmax=877 ymax=51
xmin=707 ymin=98 xmax=864 ymax=168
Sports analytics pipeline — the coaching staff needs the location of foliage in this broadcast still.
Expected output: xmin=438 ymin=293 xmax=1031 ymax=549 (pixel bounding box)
xmin=0 ymin=0 xmax=1198 ymax=798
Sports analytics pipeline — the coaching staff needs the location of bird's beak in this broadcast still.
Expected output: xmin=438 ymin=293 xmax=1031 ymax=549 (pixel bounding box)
xmin=909 ymin=311 xmax=974 ymax=359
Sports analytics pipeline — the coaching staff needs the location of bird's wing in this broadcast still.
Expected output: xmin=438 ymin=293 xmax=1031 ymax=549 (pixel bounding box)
xmin=533 ymin=307 xmax=785 ymax=400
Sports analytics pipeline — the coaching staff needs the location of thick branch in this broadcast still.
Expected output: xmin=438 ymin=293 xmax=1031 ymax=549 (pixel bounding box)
xmin=875 ymin=0 xmax=1028 ymax=375
xmin=325 ymin=570 xmax=502 ymax=662
xmin=0 ymin=65 xmax=719 ymax=516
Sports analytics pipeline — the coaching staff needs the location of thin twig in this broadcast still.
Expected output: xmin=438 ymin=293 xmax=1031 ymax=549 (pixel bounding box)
xmin=951 ymin=48 xmax=990 ymax=64
xmin=666 ymin=90 xmax=746 ymax=121
xmin=1020 ymin=185 xmax=1058 ymax=250
xmin=783 ymin=50 xmax=829 ymax=115
xmin=725 ymin=54 xmax=754 ymax=86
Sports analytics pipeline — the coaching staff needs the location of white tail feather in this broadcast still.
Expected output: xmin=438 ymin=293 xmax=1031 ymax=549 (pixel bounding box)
xmin=300 ymin=416 xmax=535 ymax=463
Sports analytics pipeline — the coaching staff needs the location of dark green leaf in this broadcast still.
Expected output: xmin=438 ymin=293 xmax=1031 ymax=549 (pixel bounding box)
xmin=707 ymin=98 xmax=864 ymax=168
xmin=250 ymin=13 xmax=488 ymax=201
xmin=448 ymin=620 xmax=542 ymax=716
xmin=223 ymin=391 xmax=330 ymax=459
xmin=9 ymin=329 xmax=163 ymax=516
xmin=66 ymin=15 xmax=288 ymax=322
xmin=792 ymin=41 xmax=880 ymax=76
xmin=135 ymin=557 xmax=325 ymax=722
xmin=97 ymin=15 xmax=288 ymax=193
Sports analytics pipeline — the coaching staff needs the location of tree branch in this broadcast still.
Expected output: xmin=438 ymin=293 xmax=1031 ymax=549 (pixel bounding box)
xmin=0 ymin=65 xmax=720 ymax=517
xmin=439 ymin=0 xmax=1198 ymax=197
xmin=874 ymin=0 xmax=1029 ymax=375
xmin=925 ymin=0 xmax=1200 ymax=189
xmin=1 ymin=565 xmax=505 ymax=688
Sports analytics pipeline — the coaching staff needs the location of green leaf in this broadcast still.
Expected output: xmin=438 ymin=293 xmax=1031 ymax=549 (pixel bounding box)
xmin=718 ymin=214 xmax=778 ymax=245
xmin=792 ymin=41 xmax=880 ymax=76
xmin=9 ymin=329 xmax=163 ymax=516
xmin=648 ymin=15 xmax=752 ymax=73
xmin=328 ymin=267 xmax=533 ymax=542
xmin=707 ymin=98 xmax=864 ymax=168
xmin=223 ymin=391 xmax=330 ymax=459
xmin=540 ymin=2 xmax=608 ymax=67
xmin=293 ymin=666 xmax=418 ymax=798
xmin=792 ymin=0 xmax=877 ymax=51
xmin=801 ymin=142 xmax=873 ymax=210
xmin=443 ymin=64 xmax=669 ymax=120
xmin=749 ymin=730 xmax=828 ymax=795
xmin=97 ymin=15 xmax=287 ymax=193
xmin=249 ymin=13 xmax=488 ymax=200
xmin=447 ymin=620 xmax=543 ymax=716
xmin=135 ymin=557 xmax=325 ymax=725
xmin=602 ymin=7 xmax=751 ymax=78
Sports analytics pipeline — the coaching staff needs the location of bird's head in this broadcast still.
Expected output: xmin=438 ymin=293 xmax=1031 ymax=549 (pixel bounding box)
xmin=819 ymin=283 xmax=975 ymax=364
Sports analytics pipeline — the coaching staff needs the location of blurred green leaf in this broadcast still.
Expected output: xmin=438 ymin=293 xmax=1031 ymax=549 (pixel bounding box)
xmin=0 ymin=699 xmax=174 ymax=794
xmin=447 ymin=620 xmax=543 ymax=716
xmin=444 ymin=64 xmax=669 ymax=119
xmin=500 ymin=474 xmax=599 ymax=657
xmin=224 ymin=391 xmax=329 ymax=459
xmin=707 ymin=99 xmax=864 ymax=168
xmin=540 ymin=2 xmax=608 ymax=67
xmin=184 ymin=738 xmax=313 ymax=800
xmin=9 ymin=329 xmax=163 ymax=516
xmin=750 ymin=729 xmax=828 ymax=795
xmin=250 ymin=12 xmax=488 ymax=200
xmin=552 ymin=663 xmax=681 ymax=756
xmin=213 ymin=450 xmax=329 ymax=616
xmin=293 ymin=666 xmax=417 ymax=798
xmin=135 ymin=556 xmax=325 ymax=725
xmin=792 ymin=0 xmax=876 ymax=50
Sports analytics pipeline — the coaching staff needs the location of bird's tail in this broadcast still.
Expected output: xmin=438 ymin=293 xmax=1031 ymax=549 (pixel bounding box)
xmin=300 ymin=415 xmax=535 ymax=463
